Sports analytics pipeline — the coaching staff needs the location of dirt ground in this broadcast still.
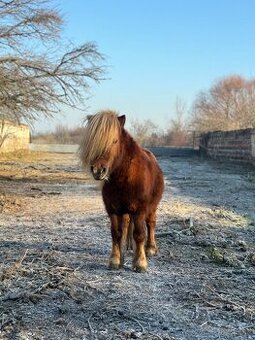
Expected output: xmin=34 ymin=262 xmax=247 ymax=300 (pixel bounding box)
xmin=0 ymin=151 xmax=255 ymax=340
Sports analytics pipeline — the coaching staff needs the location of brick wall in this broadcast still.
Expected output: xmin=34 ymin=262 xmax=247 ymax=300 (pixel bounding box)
xmin=199 ymin=128 xmax=255 ymax=164
xmin=0 ymin=120 xmax=30 ymax=153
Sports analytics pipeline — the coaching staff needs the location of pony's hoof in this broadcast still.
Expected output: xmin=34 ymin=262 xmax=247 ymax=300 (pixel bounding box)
xmin=146 ymin=246 xmax=158 ymax=257
xmin=108 ymin=263 xmax=120 ymax=270
xmin=133 ymin=264 xmax=147 ymax=273
xmin=109 ymin=258 xmax=121 ymax=270
xmin=133 ymin=259 xmax=148 ymax=272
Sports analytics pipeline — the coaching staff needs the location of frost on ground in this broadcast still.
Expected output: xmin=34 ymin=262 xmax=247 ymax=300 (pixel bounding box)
xmin=0 ymin=152 xmax=255 ymax=340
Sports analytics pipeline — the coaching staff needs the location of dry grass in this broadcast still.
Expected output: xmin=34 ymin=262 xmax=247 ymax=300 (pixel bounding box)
xmin=0 ymin=151 xmax=89 ymax=184
xmin=0 ymin=150 xmax=47 ymax=162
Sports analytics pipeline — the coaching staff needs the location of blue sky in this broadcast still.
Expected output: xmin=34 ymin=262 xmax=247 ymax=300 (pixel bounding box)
xmin=34 ymin=0 xmax=255 ymax=132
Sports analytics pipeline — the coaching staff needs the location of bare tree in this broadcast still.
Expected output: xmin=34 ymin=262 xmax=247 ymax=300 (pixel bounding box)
xmin=129 ymin=118 xmax=158 ymax=146
xmin=0 ymin=0 xmax=105 ymax=124
xmin=165 ymin=97 xmax=189 ymax=146
xmin=0 ymin=118 xmax=13 ymax=148
xmin=191 ymin=75 xmax=255 ymax=132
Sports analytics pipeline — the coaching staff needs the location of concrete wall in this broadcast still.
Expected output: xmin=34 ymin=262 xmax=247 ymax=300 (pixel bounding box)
xmin=199 ymin=128 xmax=255 ymax=164
xmin=0 ymin=120 xmax=30 ymax=153
xmin=149 ymin=147 xmax=198 ymax=157
xmin=29 ymin=143 xmax=79 ymax=153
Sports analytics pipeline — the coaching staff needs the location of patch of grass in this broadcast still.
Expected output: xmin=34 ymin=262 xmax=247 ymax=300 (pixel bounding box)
xmin=247 ymin=172 xmax=255 ymax=183
xmin=208 ymin=247 xmax=244 ymax=268
xmin=0 ymin=150 xmax=47 ymax=163
xmin=0 ymin=151 xmax=80 ymax=167
xmin=209 ymin=207 xmax=251 ymax=227
xmin=248 ymin=253 xmax=255 ymax=265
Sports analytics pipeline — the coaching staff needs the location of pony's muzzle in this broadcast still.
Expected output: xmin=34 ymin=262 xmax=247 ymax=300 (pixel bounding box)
xmin=91 ymin=165 xmax=108 ymax=180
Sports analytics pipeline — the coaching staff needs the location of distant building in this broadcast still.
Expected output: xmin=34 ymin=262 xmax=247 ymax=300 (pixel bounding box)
xmin=0 ymin=120 xmax=30 ymax=153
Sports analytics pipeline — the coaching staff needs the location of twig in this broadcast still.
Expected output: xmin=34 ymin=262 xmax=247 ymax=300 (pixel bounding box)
xmin=157 ymin=218 xmax=195 ymax=238
xmin=87 ymin=313 xmax=94 ymax=333
xmin=2 ymin=279 xmax=65 ymax=302
xmin=200 ymin=321 xmax=208 ymax=327
xmin=17 ymin=249 xmax=28 ymax=266
xmin=156 ymin=232 xmax=174 ymax=237
xmin=148 ymin=334 xmax=164 ymax=340
xmin=0 ymin=314 xmax=13 ymax=331
xmin=128 ymin=316 xmax=145 ymax=333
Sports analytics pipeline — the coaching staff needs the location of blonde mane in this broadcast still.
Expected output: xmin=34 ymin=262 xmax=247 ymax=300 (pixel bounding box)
xmin=79 ymin=110 xmax=120 ymax=168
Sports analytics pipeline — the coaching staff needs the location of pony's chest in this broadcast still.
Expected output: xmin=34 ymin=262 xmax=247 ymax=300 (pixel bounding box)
xmin=102 ymin=181 xmax=141 ymax=214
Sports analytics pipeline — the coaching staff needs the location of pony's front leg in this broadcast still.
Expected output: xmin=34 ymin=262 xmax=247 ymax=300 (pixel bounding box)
xmin=109 ymin=214 xmax=121 ymax=269
xmin=133 ymin=213 xmax=148 ymax=272
xmin=109 ymin=214 xmax=129 ymax=269
xmin=146 ymin=210 xmax=158 ymax=256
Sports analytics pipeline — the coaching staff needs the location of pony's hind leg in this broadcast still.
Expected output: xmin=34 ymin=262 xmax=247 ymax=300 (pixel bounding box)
xmin=126 ymin=217 xmax=134 ymax=251
xmin=109 ymin=214 xmax=129 ymax=269
xmin=120 ymin=214 xmax=131 ymax=256
xmin=146 ymin=210 xmax=158 ymax=257
xmin=133 ymin=213 xmax=148 ymax=272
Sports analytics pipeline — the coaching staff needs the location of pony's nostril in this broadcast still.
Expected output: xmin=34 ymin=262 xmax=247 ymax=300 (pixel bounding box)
xmin=99 ymin=167 xmax=107 ymax=176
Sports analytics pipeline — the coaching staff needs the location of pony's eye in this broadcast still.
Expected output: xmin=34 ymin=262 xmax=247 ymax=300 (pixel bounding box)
xmin=113 ymin=139 xmax=118 ymax=144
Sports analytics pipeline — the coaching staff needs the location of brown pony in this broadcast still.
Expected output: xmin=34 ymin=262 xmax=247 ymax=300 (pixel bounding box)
xmin=79 ymin=110 xmax=164 ymax=272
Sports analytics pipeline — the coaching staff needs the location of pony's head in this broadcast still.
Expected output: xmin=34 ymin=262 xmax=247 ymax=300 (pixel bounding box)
xmin=79 ymin=110 xmax=125 ymax=180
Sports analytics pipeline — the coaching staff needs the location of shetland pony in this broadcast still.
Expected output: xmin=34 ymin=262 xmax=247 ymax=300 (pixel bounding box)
xmin=79 ymin=110 xmax=164 ymax=272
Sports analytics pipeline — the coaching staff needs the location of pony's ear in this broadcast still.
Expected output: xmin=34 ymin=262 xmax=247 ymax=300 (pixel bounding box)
xmin=86 ymin=114 xmax=93 ymax=122
xmin=118 ymin=115 xmax=126 ymax=128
